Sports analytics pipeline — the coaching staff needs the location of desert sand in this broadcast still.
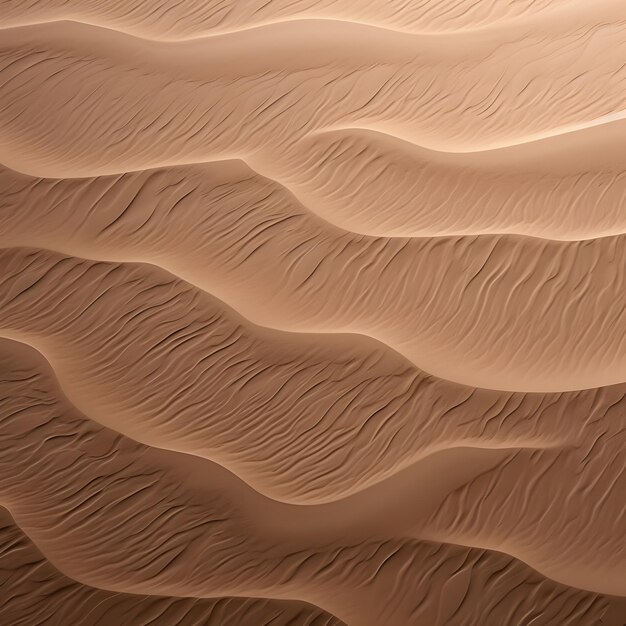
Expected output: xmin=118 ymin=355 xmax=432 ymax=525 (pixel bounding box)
xmin=0 ymin=1 xmax=625 ymax=624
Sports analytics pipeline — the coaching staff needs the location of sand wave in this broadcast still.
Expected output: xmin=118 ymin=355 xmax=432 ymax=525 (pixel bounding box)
xmin=6 ymin=114 xmax=626 ymax=239
xmin=0 ymin=0 xmax=617 ymax=40
xmin=0 ymin=248 xmax=625 ymax=497
xmin=0 ymin=507 xmax=345 ymax=626
xmin=309 ymin=112 xmax=626 ymax=154
xmin=0 ymin=339 xmax=624 ymax=605
xmin=2 ymin=18 xmax=626 ymax=176
xmin=2 ymin=0 xmax=625 ymax=621
xmin=4 ymin=178 xmax=626 ymax=391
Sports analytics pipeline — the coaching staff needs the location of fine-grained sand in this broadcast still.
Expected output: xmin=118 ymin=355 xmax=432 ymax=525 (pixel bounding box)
xmin=0 ymin=1 xmax=625 ymax=624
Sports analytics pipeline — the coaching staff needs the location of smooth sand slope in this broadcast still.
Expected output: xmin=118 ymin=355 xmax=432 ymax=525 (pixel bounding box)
xmin=0 ymin=0 xmax=625 ymax=624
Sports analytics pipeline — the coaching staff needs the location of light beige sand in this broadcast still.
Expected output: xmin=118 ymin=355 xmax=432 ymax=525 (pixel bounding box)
xmin=0 ymin=1 xmax=625 ymax=624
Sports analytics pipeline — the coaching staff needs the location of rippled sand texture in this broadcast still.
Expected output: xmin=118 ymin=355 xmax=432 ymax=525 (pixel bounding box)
xmin=1 ymin=1 xmax=626 ymax=625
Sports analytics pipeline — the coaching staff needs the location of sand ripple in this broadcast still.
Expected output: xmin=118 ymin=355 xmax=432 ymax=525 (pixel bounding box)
xmin=0 ymin=2 xmax=625 ymax=624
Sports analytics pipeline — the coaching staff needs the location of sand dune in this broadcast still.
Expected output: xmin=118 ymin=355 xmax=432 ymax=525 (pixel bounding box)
xmin=1 ymin=0 xmax=620 ymax=39
xmin=1 ymin=1 xmax=625 ymax=623
xmin=2 ymin=18 xmax=626 ymax=176
xmin=0 ymin=253 xmax=625 ymax=594
xmin=250 ymin=125 xmax=626 ymax=238
xmin=1 ymin=339 xmax=625 ymax=625
xmin=3 ymin=176 xmax=626 ymax=391
xmin=0 ymin=512 xmax=344 ymax=626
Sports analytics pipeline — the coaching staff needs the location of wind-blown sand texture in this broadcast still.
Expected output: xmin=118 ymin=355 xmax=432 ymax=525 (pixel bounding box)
xmin=0 ymin=1 xmax=625 ymax=624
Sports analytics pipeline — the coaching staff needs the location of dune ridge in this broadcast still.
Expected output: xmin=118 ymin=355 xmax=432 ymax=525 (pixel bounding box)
xmin=248 ymin=124 xmax=626 ymax=239
xmin=1 ymin=339 xmax=625 ymax=614
xmin=2 ymin=18 xmax=626 ymax=174
xmin=1 ymin=1 xmax=625 ymax=623
xmin=0 ymin=504 xmax=346 ymax=626
xmin=1 ymin=0 xmax=621 ymax=40
xmin=0 ymin=251 xmax=625 ymax=596
xmin=4 ymin=171 xmax=626 ymax=391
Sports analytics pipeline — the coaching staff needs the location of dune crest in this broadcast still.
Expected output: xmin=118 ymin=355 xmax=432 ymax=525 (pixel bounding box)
xmin=2 ymin=0 xmax=621 ymax=39
xmin=1 ymin=339 xmax=625 ymax=623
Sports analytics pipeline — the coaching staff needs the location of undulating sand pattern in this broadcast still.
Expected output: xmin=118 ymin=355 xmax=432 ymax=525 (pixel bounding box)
xmin=0 ymin=1 xmax=625 ymax=624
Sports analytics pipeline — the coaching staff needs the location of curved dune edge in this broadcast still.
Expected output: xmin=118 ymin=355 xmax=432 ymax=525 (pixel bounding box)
xmin=0 ymin=15 xmax=560 ymax=42
xmin=0 ymin=245 xmax=624 ymax=420
xmin=2 ymin=17 xmax=626 ymax=179
xmin=6 ymin=156 xmax=626 ymax=242
xmin=0 ymin=510 xmax=346 ymax=626
xmin=0 ymin=0 xmax=619 ymax=40
xmin=0 ymin=510 xmax=347 ymax=626
xmin=0 ymin=251 xmax=624 ymax=532
xmin=305 ymin=111 xmax=626 ymax=155
xmin=3 ymin=506 xmax=626 ymax=626
xmin=0 ymin=327 xmax=566 ymax=502
xmin=2 ymin=254 xmax=623 ymax=594
xmin=2 ymin=232 xmax=626 ymax=391
xmin=296 ymin=119 xmax=626 ymax=175
xmin=249 ymin=122 xmax=626 ymax=239
xmin=2 ymin=240 xmax=626 ymax=394
xmin=5 ymin=107 xmax=626 ymax=181
xmin=8 ymin=156 xmax=626 ymax=243
xmin=6 ymin=111 xmax=626 ymax=240
xmin=1 ymin=337 xmax=625 ymax=604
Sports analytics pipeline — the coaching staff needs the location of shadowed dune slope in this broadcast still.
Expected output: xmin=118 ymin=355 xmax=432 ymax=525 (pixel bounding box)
xmin=1 ymin=1 xmax=626 ymax=624
xmin=0 ymin=512 xmax=345 ymax=626
xmin=1 ymin=339 xmax=625 ymax=625
xmin=2 ymin=172 xmax=626 ymax=392
xmin=0 ymin=255 xmax=625 ymax=595
xmin=2 ymin=0 xmax=623 ymax=38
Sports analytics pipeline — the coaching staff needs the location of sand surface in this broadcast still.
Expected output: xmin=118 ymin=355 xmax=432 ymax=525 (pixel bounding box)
xmin=0 ymin=1 xmax=625 ymax=624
